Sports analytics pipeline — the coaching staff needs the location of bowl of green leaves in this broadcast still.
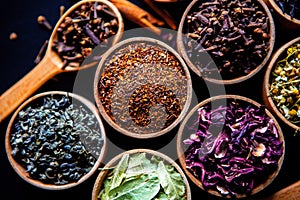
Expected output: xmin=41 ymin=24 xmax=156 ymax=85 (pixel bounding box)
xmin=92 ymin=148 xmax=191 ymax=200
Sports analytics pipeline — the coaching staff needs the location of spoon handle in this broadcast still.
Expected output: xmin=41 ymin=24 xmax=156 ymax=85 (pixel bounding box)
xmin=265 ymin=180 xmax=300 ymax=200
xmin=0 ymin=55 xmax=61 ymax=123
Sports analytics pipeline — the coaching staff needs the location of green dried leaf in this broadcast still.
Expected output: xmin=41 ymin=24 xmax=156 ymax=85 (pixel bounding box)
xmin=126 ymin=153 xmax=157 ymax=178
xmin=98 ymin=153 xmax=187 ymax=200
xmin=98 ymin=178 xmax=112 ymax=200
xmin=154 ymin=191 xmax=169 ymax=200
xmin=151 ymin=155 xmax=163 ymax=164
xmin=110 ymin=154 xmax=129 ymax=189
xmin=156 ymin=161 xmax=186 ymax=200
xmin=108 ymin=174 xmax=160 ymax=200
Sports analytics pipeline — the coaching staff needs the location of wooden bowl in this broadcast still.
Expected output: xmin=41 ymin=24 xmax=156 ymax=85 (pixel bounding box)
xmin=177 ymin=0 xmax=275 ymax=85
xmin=94 ymin=37 xmax=192 ymax=139
xmin=92 ymin=148 xmax=192 ymax=200
xmin=264 ymin=0 xmax=300 ymax=30
xmin=177 ymin=95 xmax=285 ymax=198
xmin=262 ymin=37 xmax=300 ymax=132
xmin=5 ymin=91 xmax=107 ymax=190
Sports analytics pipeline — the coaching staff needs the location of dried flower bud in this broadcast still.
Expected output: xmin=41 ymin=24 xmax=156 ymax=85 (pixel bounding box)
xmin=9 ymin=32 xmax=18 ymax=40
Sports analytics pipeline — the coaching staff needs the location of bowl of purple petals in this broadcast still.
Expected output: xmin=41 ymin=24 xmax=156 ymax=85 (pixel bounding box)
xmin=177 ymin=95 xmax=285 ymax=198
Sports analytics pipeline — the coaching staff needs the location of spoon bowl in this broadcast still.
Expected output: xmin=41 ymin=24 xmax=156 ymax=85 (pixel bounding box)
xmin=0 ymin=0 xmax=124 ymax=123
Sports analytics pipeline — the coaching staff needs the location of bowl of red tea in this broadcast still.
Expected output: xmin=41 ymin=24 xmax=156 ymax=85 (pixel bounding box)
xmin=177 ymin=95 xmax=285 ymax=198
xmin=94 ymin=37 xmax=192 ymax=139
xmin=5 ymin=91 xmax=107 ymax=190
xmin=177 ymin=0 xmax=275 ymax=85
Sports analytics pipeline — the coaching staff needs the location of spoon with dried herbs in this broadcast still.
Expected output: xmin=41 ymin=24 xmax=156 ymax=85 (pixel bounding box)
xmin=0 ymin=0 xmax=123 ymax=123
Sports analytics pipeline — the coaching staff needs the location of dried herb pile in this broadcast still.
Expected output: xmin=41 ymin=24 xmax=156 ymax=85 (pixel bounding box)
xmin=10 ymin=94 xmax=104 ymax=185
xmin=97 ymin=42 xmax=187 ymax=134
xmin=98 ymin=152 xmax=187 ymax=200
xmin=269 ymin=43 xmax=300 ymax=125
xmin=52 ymin=1 xmax=119 ymax=68
xmin=184 ymin=0 xmax=271 ymax=80
xmin=183 ymin=100 xmax=284 ymax=197
xmin=275 ymin=0 xmax=300 ymax=20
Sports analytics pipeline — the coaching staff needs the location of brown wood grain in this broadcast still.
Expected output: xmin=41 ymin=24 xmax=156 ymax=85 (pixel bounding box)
xmin=266 ymin=180 xmax=300 ymax=200
xmin=110 ymin=0 xmax=164 ymax=34
xmin=0 ymin=54 xmax=61 ymax=122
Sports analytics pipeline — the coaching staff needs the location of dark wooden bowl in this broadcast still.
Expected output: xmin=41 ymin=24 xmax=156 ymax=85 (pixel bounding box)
xmin=264 ymin=0 xmax=300 ymax=30
xmin=5 ymin=91 xmax=107 ymax=190
xmin=262 ymin=37 xmax=300 ymax=132
xmin=177 ymin=0 xmax=275 ymax=85
xmin=94 ymin=37 xmax=192 ymax=139
xmin=177 ymin=95 xmax=285 ymax=198
xmin=92 ymin=148 xmax=192 ymax=200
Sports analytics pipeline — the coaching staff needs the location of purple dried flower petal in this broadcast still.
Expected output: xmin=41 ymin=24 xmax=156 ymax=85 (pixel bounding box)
xmin=183 ymin=100 xmax=283 ymax=197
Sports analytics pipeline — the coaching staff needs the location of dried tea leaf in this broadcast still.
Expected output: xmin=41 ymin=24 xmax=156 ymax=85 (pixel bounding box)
xmin=110 ymin=154 xmax=129 ymax=189
xmin=154 ymin=191 xmax=169 ymax=200
xmin=98 ymin=153 xmax=187 ymax=200
xmin=108 ymin=174 xmax=160 ymax=200
xmin=98 ymin=178 xmax=112 ymax=200
xmin=126 ymin=152 xmax=157 ymax=178
xmin=156 ymin=161 xmax=186 ymax=200
xmin=151 ymin=155 xmax=163 ymax=164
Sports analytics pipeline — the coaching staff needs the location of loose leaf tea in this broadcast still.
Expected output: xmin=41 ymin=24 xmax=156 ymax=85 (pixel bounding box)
xmin=10 ymin=94 xmax=104 ymax=185
xmin=156 ymin=161 xmax=186 ymax=199
xmin=183 ymin=100 xmax=283 ymax=197
xmin=97 ymin=42 xmax=187 ymax=134
xmin=269 ymin=43 xmax=300 ymax=124
xmin=52 ymin=1 xmax=120 ymax=68
xmin=108 ymin=174 xmax=160 ymax=200
xmin=184 ymin=0 xmax=271 ymax=80
xmin=98 ymin=152 xmax=187 ymax=200
xmin=275 ymin=0 xmax=300 ymax=19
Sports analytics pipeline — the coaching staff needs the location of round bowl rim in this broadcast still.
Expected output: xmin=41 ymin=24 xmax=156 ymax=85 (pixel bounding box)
xmin=176 ymin=94 xmax=285 ymax=198
xmin=5 ymin=90 xmax=107 ymax=190
xmin=267 ymin=0 xmax=300 ymax=26
xmin=176 ymin=0 xmax=276 ymax=85
xmin=91 ymin=148 xmax=192 ymax=200
xmin=263 ymin=37 xmax=300 ymax=132
xmin=93 ymin=36 xmax=193 ymax=139
xmin=47 ymin=0 xmax=124 ymax=71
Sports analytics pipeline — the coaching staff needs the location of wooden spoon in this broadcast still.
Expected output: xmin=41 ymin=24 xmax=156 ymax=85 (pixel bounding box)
xmin=0 ymin=0 xmax=124 ymax=123
xmin=265 ymin=180 xmax=300 ymax=200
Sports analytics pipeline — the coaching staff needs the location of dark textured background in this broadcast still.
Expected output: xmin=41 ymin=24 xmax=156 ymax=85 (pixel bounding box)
xmin=0 ymin=0 xmax=300 ymax=199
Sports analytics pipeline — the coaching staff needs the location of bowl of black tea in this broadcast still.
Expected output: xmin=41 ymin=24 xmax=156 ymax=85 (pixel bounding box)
xmin=5 ymin=91 xmax=107 ymax=190
xmin=177 ymin=0 xmax=275 ymax=85
xmin=94 ymin=37 xmax=192 ymax=139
